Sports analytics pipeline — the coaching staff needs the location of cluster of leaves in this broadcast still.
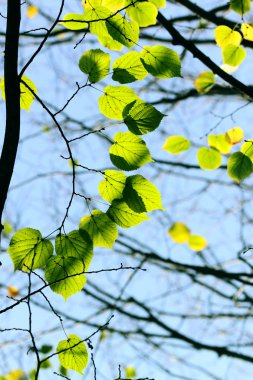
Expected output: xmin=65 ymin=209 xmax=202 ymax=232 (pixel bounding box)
xmin=168 ymin=222 xmax=207 ymax=252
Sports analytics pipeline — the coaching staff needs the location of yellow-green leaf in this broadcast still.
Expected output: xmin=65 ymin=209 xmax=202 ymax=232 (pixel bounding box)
xmin=99 ymin=170 xmax=127 ymax=202
xmin=222 ymin=44 xmax=246 ymax=67
xmin=125 ymin=367 xmax=137 ymax=379
xmin=57 ymin=335 xmax=88 ymax=374
xmin=1 ymin=76 xmax=37 ymax=111
xmin=106 ymin=14 xmax=139 ymax=48
xmin=79 ymin=49 xmax=110 ymax=83
xmin=163 ymin=136 xmax=191 ymax=154
xmin=188 ymin=235 xmax=208 ymax=251
xmin=141 ymin=45 xmax=181 ymax=78
xmin=208 ymin=134 xmax=232 ymax=154
xmin=227 ymin=152 xmax=253 ymax=182
xmin=214 ymin=25 xmax=242 ymax=47
xmin=168 ymin=222 xmax=190 ymax=243
xmin=197 ymin=147 xmax=222 ymax=170
xmin=225 ymin=127 xmax=244 ymax=144
xmin=126 ymin=1 xmax=158 ymax=27
xmin=60 ymin=13 xmax=88 ymax=30
xmin=194 ymin=71 xmax=215 ymax=94
xmin=241 ymin=23 xmax=253 ymax=41
xmin=230 ymin=0 xmax=251 ymax=15
xmin=107 ymin=199 xmax=149 ymax=228
xmin=112 ymin=51 xmax=148 ymax=84
xmin=241 ymin=141 xmax=253 ymax=161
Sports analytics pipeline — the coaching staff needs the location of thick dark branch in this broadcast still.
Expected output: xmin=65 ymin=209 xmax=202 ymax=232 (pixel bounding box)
xmin=0 ymin=1 xmax=21 ymax=235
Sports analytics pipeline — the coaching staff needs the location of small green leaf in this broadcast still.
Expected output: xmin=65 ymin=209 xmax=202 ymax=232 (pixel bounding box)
xmin=57 ymin=335 xmax=88 ymax=374
xmin=227 ymin=152 xmax=253 ymax=182
xmin=60 ymin=13 xmax=88 ymax=30
xmin=126 ymin=1 xmax=158 ymax=27
xmin=168 ymin=222 xmax=190 ymax=243
xmin=188 ymin=235 xmax=208 ymax=251
xmin=123 ymin=174 xmax=164 ymax=213
xmin=45 ymin=256 xmax=86 ymax=300
xmin=98 ymin=170 xmax=127 ymax=202
xmin=98 ymin=85 xmax=138 ymax=120
xmin=222 ymin=44 xmax=246 ymax=66
xmin=109 ymin=132 xmax=153 ymax=171
xmin=214 ymin=25 xmax=242 ymax=47
xmin=112 ymin=51 xmax=148 ymax=84
xmin=141 ymin=45 xmax=181 ymax=78
xmin=194 ymin=71 xmax=215 ymax=94
xmin=55 ymin=230 xmax=93 ymax=269
xmin=106 ymin=14 xmax=139 ymax=48
xmin=39 ymin=345 xmax=53 ymax=354
xmin=79 ymin=49 xmax=110 ymax=83
xmin=162 ymin=136 xmax=191 ymax=154
xmin=79 ymin=210 xmax=118 ymax=248
xmin=123 ymin=100 xmax=165 ymax=135
xmin=197 ymin=147 xmax=222 ymax=170
xmin=107 ymin=199 xmax=149 ymax=228
xmin=230 ymin=0 xmax=251 ymax=15
xmin=41 ymin=360 xmax=51 ymax=369
xmin=208 ymin=134 xmax=232 ymax=154
xmin=241 ymin=141 xmax=253 ymax=161
xmin=8 ymin=228 xmax=53 ymax=271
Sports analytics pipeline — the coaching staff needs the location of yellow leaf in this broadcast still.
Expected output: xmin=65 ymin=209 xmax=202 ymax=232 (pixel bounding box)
xmin=241 ymin=23 xmax=253 ymax=41
xmin=26 ymin=5 xmax=39 ymax=19
xmin=7 ymin=370 xmax=25 ymax=380
xmin=188 ymin=235 xmax=207 ymax=251
xmin=225 ymin=127 xmax=244 ymax=144
xmin=125 ymin=367 xmax=136 ymax=379
xmin=7 ymin=286 xmax=19 ymax=298
xmin=214 ymin=25 xmax=242 ymax=47
xmin=168 ymin=222 xmax=190 ymax=243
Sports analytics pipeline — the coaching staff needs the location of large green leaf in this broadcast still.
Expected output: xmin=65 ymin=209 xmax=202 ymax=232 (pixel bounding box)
xmin=109 ymin=132 xmax=153 ymax=171
xmin=222 ymin=44 xmax=246 ymax=66
xmin=8 ymin=228 xmax=53 ymax=271
xmin=123 ymin=100 xmax=165 ymax=135
xmin=60 ymin=13 xmax=88 ymax=30
xmin=112 ymin=51 xmax=148 ymax=84
xmin=106 ymin=14 xmax=139 ymax=48
xmin=57 ymin=335 xmax=88 ymax=374
xmin=162 ymin=136 xmax=191 ymax=154
xmin=140 ymin=45 xmax=181 ymax=78
xmin=98 ymin=170 xmax=127 ymax=202
xmin=107 ymin=199 xmax=149 ymax=228
xmin=1 ymin=76 xmax=37 ymax=111
xmin=227 ymin=152 xmax=253 ymax=182
xmin=79 ymin=49 xmax=110 ymax=83
xmin=123 ymin=174 xmax=164 ymax=213
xmin=194 ymin=71 xmax=215 ymax=94
xmin=55 ymin=230 xmax=93 ymax=269
xmin=214 ymin=25 xmax=242 ymax=47
xmin=45 ymin=256 xmax=86 ymax=300
xmin=98 ymin=85 xmax=138 ymax=120
xmin=79 ymin=210 xmax=118 ymax=248
xmin=197 ymin=147 xmax=222 ymax=170
xmin=126 ymin=1 xmax=158 ymax=27
xmin=230 ymin=0 xmax=251 ymax=15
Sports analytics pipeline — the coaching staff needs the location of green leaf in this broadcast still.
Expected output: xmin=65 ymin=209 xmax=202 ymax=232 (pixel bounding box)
xmin=112 ymin=51 xmax=148 ymax=84
xmin=194 ymin=71 xmax=215 ymax=94
xmin=208 ymin=134 xmax=232 ymax=154
xmin=60 ymin=13 xmax=88 ymax=30
xmin=109 ymin=132 xmax=153 ymax=171
xmin=230 ymin=0 xmax=251 ymax=15
xmin=39 ymin=345 xmax=53 ymax=354
xmin=1 ymin=76 xmax=37 ymax=111
xmin=98 ymin=85 xmax=138 ymax=120
xmin=79 ymin=49 xmax=110 ymax=83
xmin=162 ymin=136 xmax=191 ymax=154
xmin=8 ymin=228 xmax=53 ymax=271
xmin=126 ymin=1 xmax=158 ymax=27
xmin=222 ymin=44 xmax=246 ymax=66
xmin=107 ymin=199 xmax=149 ymax=228
xmin=227 ymin=152 xmax=253 ymax=182
xmin=40 ymin=360 xmax=51 ymax=369
xmin=214 ymin=25 xmax=242 ymax=47
xmin=98 ymin=170 xmax=127 ymax=202
xmin=45 ymin=256 xmax=86 ymax=300
xmin=188 ymin=235 xmax=208 ymax=251
xmin=140 ymin=45 xmax=181 ymax=78
xmin=241 ymin=141 xmax=253 ymax=161
xmin=79 ymin=210 xmax=118 ymax=248
xmin=123 ymin=100 xmax=165 ymax=135
xmin=123 ymin=174 xmax=164 ymax=213
xmin=55 ymin=230 xmax=93 ymax=269
xmin=168 ymin=222 xmax=191 ymax=243
xmin=106 ymin=14 xmax=139 ymax=48
xmin=197 ymin=147 xmax=222 ymax=170
xmin=57 ymin=335 xmax=88 ymax=374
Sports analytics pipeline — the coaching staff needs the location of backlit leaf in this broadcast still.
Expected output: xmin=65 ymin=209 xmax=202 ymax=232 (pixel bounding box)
xmin=106 ymin=14 xmax=139 ymax=48
xmin=214 ymin=25 xmax=242 ymax=47
xmin=109 ymin=132 xmax=153 ymax=171
xmin=107 ymin=199 xmax=149 ymax=228
xmin=8 ymin=228 xmax=53 ymax=271
xmin=150 ymin=0 xmax=166 ymax=8
xmin=79 ymin=210 xmax=118 ymax=248
xmin=208 ymin=134 xmax=232 ymax=154
xmin=57 ymin=335 xmax=88 ymax=374
xmin=123 ymin=100 xmax=165 ymax=135
xmin=79 ymin=49 xmax=110 ymax=83
xmin=241 ymin=23 xmax=253 ymax=41
xmin=45 ymin=256 xmax=86 ymax=300
xmin=112 ymin=51 xmax=148 ymax=84
xmin=197 ymin=147 xmax=222 ymax=170
xmin=126 ymin=1 xmax=158 ymax=27
xmin=241 ymin=141 xmax=253 ymax=161
xmin=188 ymin=235 xmax=208 ymax=251
xmin=194 ymin=71 xmax=215 ymax=94
xmin=1 ymin=76 xmax=37 ymax=111
xmin=98 ymin=85 xmax=138 ymax=120
xmin=230 ymin=0 xmax=251 ymax=15
xmin=222 ymin=44 xmax=246 ymax=66
xmin=60 ymin=13 xmax=88 ymax=30
xmin=98 ymin=170 xmax=127 ymax=202
xmin=141 ymin=45 xmax=181 ymax=78
xmin=55 ymin=230 xmax=93 ymax=269
xmin=123 ymin=174 xmax=164 ymax=213
xmin=225 ymin=127 xmax=244 ymax=144
xmin=227 ymin=152 xmax=253 ymax=182
xmin=162 ymin=136 xmax=191 ymax=154
xmin=168 ymin=222 xmax=190 ymax=243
